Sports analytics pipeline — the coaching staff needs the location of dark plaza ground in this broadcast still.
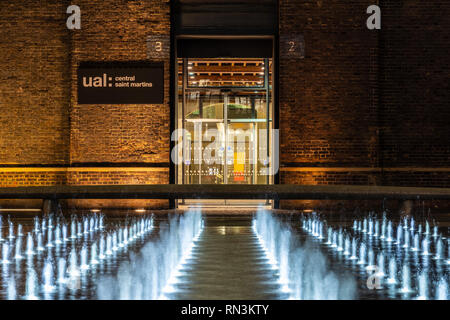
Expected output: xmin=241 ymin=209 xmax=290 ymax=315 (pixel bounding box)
xmin=0 ymin=0 xmax=449 ymax=301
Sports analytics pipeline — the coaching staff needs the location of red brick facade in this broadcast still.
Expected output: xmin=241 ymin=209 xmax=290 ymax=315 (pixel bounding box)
xmin=69 ymin=0 xmax=171 ymax=166
xmin=279 ymin=0 xmax=450 ymax=190
xmin=0 ymin=1 xmax=448 ymax=209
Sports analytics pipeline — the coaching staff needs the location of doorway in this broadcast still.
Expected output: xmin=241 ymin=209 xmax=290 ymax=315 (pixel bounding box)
xmin=174 ymin=56 xmax=274 ymax=208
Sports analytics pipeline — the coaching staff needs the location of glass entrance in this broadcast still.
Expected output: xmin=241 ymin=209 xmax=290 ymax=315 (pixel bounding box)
xmin=175 ymin=58 xmax=274 ymax=206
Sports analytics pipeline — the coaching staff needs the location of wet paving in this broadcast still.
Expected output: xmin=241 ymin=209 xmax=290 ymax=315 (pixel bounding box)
xmin=167 ymin=216 xmax=287 ymax=299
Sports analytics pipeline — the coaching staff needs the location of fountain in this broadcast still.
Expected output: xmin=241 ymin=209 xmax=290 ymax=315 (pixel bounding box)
xmin=112 ymin=232 xmax=119 ymax=251
xmin=25 ymin=233 xmax=34 ymax=255
xmin=7 ymin=277 xmax=16 ymax=300
xmin=357 ymin=243 xmax=366 ymax=265
xmin=386 ymin=221 xmax=393 ymax=242
xmin=362 ymin=218 xmax=367 ymax=233
xmin=337 ymin=231 xmax=343 ymax=252
xmin=424 ymin=221 xmax=430 ymax=235
xmin=57 ymin=258 xmax=67 ymax=284
xmin=374 ymin=220 xmax=379 ymax=237
xmin=318 ymin=222 xmax=324 ymax=239
xmin=123 ymin=228 xmax=129 ymax=245
xmin=67 ymin=249 xmax=80 ymax=278
xmin=1 ymin=242 xmax=10 ymax=264
xmin=403 ymin=217 xmax=408 ymax=230
xmin=118 ymin=229 xmax=124 ymax=248
xmin=105 ymin=234 xmax=113 ymax=255
xmin=33 ymin=217 xmax=39 ymax=233
xmin=366 ymin=248 xmax=375 ymax=270
xmin=325 ymin=227 xmax=332 ymax=245
xmin=387 ymin=257 xmax=397 ymax=284
xmin=55 ymin=225 xmax=62 ymax=245
xmin=70 ymin=220 xmax=77 ymax=239
xmin=436 ymin=278 xmax=448 ymax=300
xmin=83 ymin=217 xmax=89 ymax=234
xmin=97 ymin=210 xmax=202 ymax=300
xmin=0 ymin=209 xmax=447 ymax=301
xmin=43 ymin=260 xmax=55 ymax=293
xmin=368 ymin=219 xmax=373 ymax=235
xmin=411 ymin=233 xmax=420 ymax=252
xmin=343 ymin=236 xmax=350 ymax=256
xmin=400 ymin=264 xmax=412 ymax=293
xmin=18 ymin=224 xmax=23 ymax=237
xmin=255 ymin=212 xmax=356 ymax=300
xmin=350 ymin=238 xmax=357 ymax=260
xmin=422 ymin=237 xmax=430 ymax=256
xmin=432 ymin=225 xmax=438 ymax=238
xmin=48 ymin=215 xmax=53 ymax=229
xmin=90 ymin=216 xmax=95 ymax=232
xmin=91 ymin=243 xmax=99 ymax=265
xmin=278 ymin=231 xmax=290 ymax=292
xmin=331 ymin=231 xmax=337 ymax=248
xmin=403 ymin=230 xmax=410 ymax=249
xmin=24 ymin=268 xmax=39 ymax=300
xmin=380 ymin=217 xmax=386 ymax=239
xmin=37 ymin=233 xmax=44 ymax=252
xmin=376 ymin=253 xmax=385 ymax=276
xmin=80 ymin=245 xmax=89 ymax=270
xmin=396 ymin=225 xmax=403 ymax=246
xmin=416 ymin=272 xmax=428 ymax=300
xmin=46 ymin=228 xmax=53 ymax=247
xmin=8 ymin=221 xmax=14 ymax=240
xmin=432 ymin=238 xmax=443 ymax=261
xmin=447 ymin=240 xmax=450 ymax=265
xmin=99 ymin=236 xmax=106 ymax=260
xmin=77 ymin=222 xmax=82 ymax=237
xmin=14 ymin=237 xmax=23 ymax=260
xmin=62 ymin=224 xmax=68 ymax=242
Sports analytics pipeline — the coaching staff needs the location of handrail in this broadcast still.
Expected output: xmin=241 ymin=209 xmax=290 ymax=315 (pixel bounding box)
xmin=0 ymin=184 xmax=449 ymax=200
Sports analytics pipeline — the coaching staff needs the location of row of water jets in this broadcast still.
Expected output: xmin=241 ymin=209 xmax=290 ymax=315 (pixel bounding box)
xmin=253 ymin=209 xmax=357 ymax=299
xmin=302 ymin=213 xmax=449 ymax=300
xmin=0 ymin=213 xmax=153 ymax=299
xmin=96 ymin=210 xmax=204 ymax=300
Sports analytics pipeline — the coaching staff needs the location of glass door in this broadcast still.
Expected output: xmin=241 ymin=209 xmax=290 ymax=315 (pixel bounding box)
xmin=175 ymin=58 xmax=274 ymax=207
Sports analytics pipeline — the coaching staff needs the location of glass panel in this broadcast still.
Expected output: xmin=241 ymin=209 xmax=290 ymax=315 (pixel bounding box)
xmin=227 ymin=92 xmax=268 ymax=120
xmin=185 ymin=121 xmax=225 ymax=184
xmin=185 ymin=91 xmax=223 ymax=120
xmin=226 ymin=122 xmax=255 ymax=184
xmin=176 ymin=58 xmax=273 ymax=187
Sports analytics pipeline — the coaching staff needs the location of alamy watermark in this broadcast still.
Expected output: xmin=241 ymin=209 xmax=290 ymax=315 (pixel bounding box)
xmin=366 ymin=266 xmax=382 ymax=290
xmin=66 ymin=5 xmax=380 ymax=31
xmin=171 ymin=128 xmax=279 ymax=175
xmin=66 ymin=5 xmax=81 ymax=30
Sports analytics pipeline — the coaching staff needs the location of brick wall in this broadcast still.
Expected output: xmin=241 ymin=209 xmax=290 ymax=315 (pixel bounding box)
xmin=279 ymin=0 xmax=450 ymax=192
xmin=0 ymin=0 xmax=70 ymax=165
xmin=279 ymin=0 xmax=379 ymax=168
xmin=379 ymin=0 xmax=450 ymax=168
xmin=66 ymin=168 xmax=169 ymax=209
xmin=0 ymin=1 xmax=171 ymax=208
xmin=70 ymin=0 xmax=171 ymax=166
xmin=0 ymin=0 xmax=171 ymax=172
xmin=0 ymin=170 xmax=67 ymax=187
